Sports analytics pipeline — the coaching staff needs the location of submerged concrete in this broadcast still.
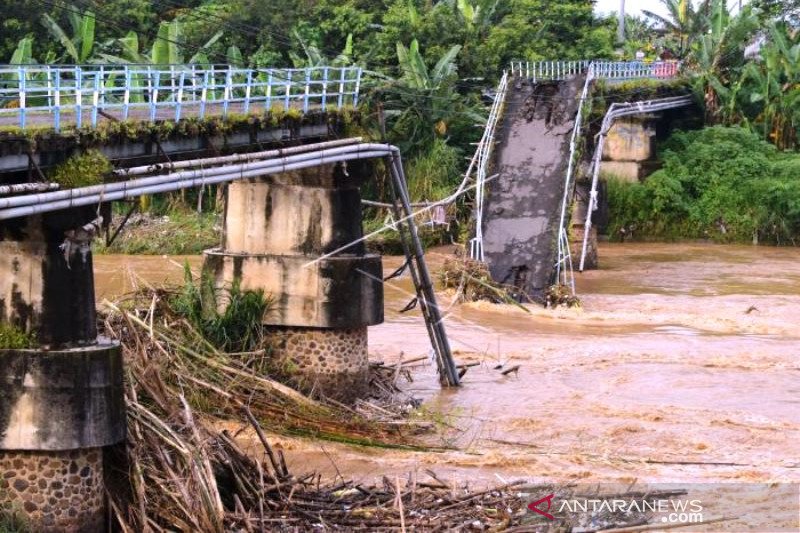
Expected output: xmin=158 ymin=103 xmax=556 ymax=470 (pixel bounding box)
xmin=482 ymin=76 xmax=584 ymax=300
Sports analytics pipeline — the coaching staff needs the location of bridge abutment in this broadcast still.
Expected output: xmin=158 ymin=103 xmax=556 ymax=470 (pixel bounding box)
xmin=599 ymin=115 xmax=659 ymax=182
xmin=203 ymin=165 xmax=383 ymax=402
xmin=0 ymin=210 xmax=125 ymax=531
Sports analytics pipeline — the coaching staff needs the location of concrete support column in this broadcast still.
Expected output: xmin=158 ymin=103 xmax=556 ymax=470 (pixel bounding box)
xmin=599 ymin=115 xmax=658 ymax=182
xmin=203 ymin=164 xmax=383 ymax=401
xmin=0 ymin=209 xmax=125 ymax=532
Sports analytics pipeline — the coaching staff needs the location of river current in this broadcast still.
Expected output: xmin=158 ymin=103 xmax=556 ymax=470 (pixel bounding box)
xmin=94 ymin=242 xmax=800 ymax=493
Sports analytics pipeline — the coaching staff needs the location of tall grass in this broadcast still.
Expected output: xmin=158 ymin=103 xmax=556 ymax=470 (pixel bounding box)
xmin=170 ymin=264 xmax=271 ymax=353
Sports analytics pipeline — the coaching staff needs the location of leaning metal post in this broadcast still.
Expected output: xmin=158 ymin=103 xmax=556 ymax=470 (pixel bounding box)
xmin=386 ymin=152 xmax=460 ymax=387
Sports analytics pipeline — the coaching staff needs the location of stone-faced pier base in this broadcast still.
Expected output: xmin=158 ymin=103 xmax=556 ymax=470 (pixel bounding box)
xmin=0 ymin=210 xmax=125 ymax=531
xmin=204 ymin=164 xmax=383 ymax=402
xmin=599 ymin=115 xmax=658 ymax=182
xmin=268 ymin=326 xmax=369 ymax=399
xmin=0 ymin=449 xmax=105 ymax=531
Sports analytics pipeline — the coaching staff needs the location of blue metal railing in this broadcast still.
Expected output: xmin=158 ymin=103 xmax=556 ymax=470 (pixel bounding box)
xmin=0 ymin=64 xmax=362 ymax=131
xmin=509 ymin=60 xmax=681 ymax=82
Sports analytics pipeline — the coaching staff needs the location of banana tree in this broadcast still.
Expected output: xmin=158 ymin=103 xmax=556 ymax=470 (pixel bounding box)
xmin=41 ymin=9 xmax=97 ymax=63
xmin=643 ymin=0 xmax=714 ymax=57
xmin=290 ymin=31 xmax=354 ymax=68
xmin=742 ymin=22 xmax=800 ymax=149
xmin=689 ymin=0 xmax=758 ymax=122
xmin=377 ymin=39 xmax=483 ymax=152
xmin=455 ymin=0 xmax=500 ymax=36
xmin=99 ymin=21 xmax=223 ymax=66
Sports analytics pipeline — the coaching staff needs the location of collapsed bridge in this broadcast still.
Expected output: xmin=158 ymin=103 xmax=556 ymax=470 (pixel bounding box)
xmin=471 ymin=60 xmax=693 ymax=301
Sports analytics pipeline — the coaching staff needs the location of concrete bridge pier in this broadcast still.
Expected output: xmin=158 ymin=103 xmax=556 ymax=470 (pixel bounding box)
xmin=203 ymin=164 xmax=383 ymax=402
xmin=599 ymin=115 xmax=659 ymax=182
xmin=0 ymin=209 xmax=126 ymax=531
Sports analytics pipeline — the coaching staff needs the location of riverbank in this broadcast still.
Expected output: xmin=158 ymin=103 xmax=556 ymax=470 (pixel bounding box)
xmin=97 ymin=211 xmax=220 ymax=255
xmin=99 ymin=210 xmax=455 ymax=256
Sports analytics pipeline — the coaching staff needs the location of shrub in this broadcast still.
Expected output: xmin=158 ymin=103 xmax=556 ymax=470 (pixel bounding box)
xmin=606 ymin=126 xmax=800 ymax=244
xmin=170 ymin=264 xmax=272 ymax=353
xmin=0 ymin=323 xmax=36 ymax=350
xmin=49 ymin=149 xmax=112 ymax=189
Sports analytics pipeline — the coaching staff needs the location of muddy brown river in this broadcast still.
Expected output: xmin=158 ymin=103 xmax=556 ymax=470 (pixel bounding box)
xmin=94 ymin=242 xmax=800 ymax=505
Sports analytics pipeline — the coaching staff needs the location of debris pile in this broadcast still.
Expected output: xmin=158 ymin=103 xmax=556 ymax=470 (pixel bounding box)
xmin=439 ymin=255 xmax=523 ymax=304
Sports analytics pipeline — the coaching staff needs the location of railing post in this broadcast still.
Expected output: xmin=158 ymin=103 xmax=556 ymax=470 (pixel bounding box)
xmin=200 ymin=69 xmax=209 ymax=119
xmin=175 ymin=70 xmax=185 ymax=121
xmin=46 ymin=65 xmax=53 ymax=109
xmin=148 ymin=66 xmax=156 ymax=122
xmin=123 ymin=66 xmax=130 ymax=120
xmin=223 ymin=66 xmax=232 ymax=118
xmin=320 ymin=67 xmax=328 ymax=111
xmin=284 ymin=69 xmax=292 ymax=110
xmin=169 ymin=65 xmax=176 ymax=100
xmin=353 ymin=67 xmax=362 ymax=107
xmin=266 ymin=69 xmax=273 ymax=110
xmin=244 ymin=69 xmax=252 ymax=114
xmin=54 ymin=69 xmax=61 ymax=132
xmin=75 ymin=66 xmax=82 ymax=129
xmin=17 ymin=66 xmax=26 ymax=130
xmin=99 ymin=65 xmax=105 ymax=108
xmin=91 ymin=71 xmax=100 ymax=127
xmin=302 ymin=68 xmax=310 ymax=113
xmin=190 ymin=64 xmax=197 ymax=103
xmin=337 ymin=67 xmax=345 ymax=109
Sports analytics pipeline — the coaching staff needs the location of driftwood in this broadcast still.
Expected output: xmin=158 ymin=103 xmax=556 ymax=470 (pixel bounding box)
xmin=98 ymin=287 xmax=693 ymax=531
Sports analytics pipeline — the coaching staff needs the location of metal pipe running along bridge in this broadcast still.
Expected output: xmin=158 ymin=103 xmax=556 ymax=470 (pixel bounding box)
xmin=0 ymin=64 xmax=362 ymax=131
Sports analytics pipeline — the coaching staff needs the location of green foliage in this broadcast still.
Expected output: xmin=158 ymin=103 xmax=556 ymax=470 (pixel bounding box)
xmin=170 ymin=263 xmax=271 ymax=353
xmin=49 ymin=149 xmax=111 ymax=189
xmin=0 ymin=513 xmax=29 ymax=533
xmin=682 ymin=4 xmax=800 ymax=150
xmin=643 ymin=0 xmax=714 ymax=58
xmin=0 ymin=323 xmax=36 ymax=350
xmin=97 ymin=211 xmax=220 ymax=255
xmin=40 ymin=8 xmax=96 ymax=63
xmin=373 ymin=38 xmax=483 ymax=154
xmin=607 ymin=126 xmax=800 ymax=244
xmin=9 ymin=37 xmax=33 ymax=65
xmin=405 ymin=138 xmax=463 ymax=201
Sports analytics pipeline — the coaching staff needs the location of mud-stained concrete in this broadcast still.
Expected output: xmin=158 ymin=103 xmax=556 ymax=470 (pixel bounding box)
xmin=482 ymin=76 xmax=585 ymax=300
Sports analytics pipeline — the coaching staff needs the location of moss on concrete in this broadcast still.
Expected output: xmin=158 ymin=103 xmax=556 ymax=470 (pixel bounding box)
xmin=0 ymin=324 xmax=36 ymax=350
xmin=0 ymin=107 xmax=359 ymax=152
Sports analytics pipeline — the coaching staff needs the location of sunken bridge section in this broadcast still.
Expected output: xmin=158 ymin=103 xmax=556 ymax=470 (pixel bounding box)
xmin=477 ymin=60 xmax=689 ymax=301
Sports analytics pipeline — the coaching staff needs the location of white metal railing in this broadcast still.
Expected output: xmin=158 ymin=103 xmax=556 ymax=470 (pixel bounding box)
xmin=509 ymin=60 xmax=592 ymax=82
xmin=553 ymin=63 xmax=597 ymax=294
xmin=0 ymin=64 xmax=362 ymax=131
xmin=509 ymin=60 xmax=681 ymax=83
xmin=470 ymin=70 xmax=509 ymax=261
xmin=577 ymin=96 xmax=693 ymax=271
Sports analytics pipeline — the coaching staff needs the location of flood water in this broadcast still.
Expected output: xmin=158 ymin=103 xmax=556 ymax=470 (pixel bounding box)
xmin=94 ymin=242 xmax=800 ymax=493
